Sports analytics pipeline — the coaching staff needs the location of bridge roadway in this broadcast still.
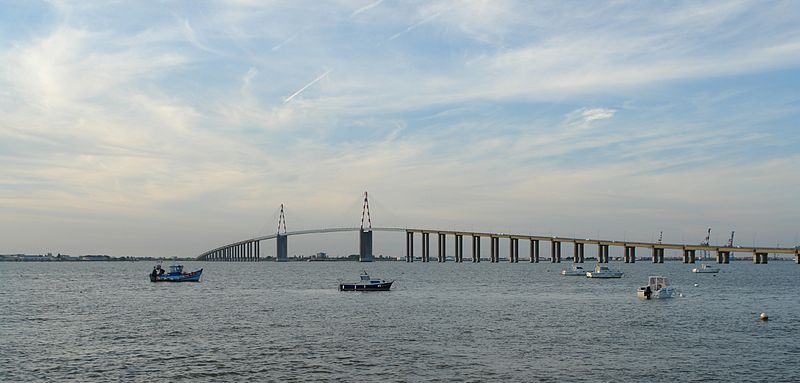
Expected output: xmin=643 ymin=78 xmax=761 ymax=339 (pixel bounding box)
xmin=196 ymin=227 xmax=800 ymax=264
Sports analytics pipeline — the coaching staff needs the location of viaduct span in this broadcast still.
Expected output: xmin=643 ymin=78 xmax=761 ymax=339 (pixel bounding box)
xmin=196 ymin=194 xmax=800 ymax=264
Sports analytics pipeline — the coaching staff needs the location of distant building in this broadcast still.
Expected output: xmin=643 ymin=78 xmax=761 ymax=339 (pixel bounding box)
xmin=80 ymin=255 xmax=112 ymax=261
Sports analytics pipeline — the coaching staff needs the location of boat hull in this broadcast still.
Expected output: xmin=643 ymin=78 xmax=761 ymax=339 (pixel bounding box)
xmin=692 ymin=269 xmax=719 ymax=273
xmin=561 ymin=271 xmax=586 ymax=276
xmin=586 ymin=272 xmax=623 ymax=278
xmin=150 ymin=269 xmax=203 ymax=282
xmin=339 ymin=281 xmax=393 ymax=291
xmin=638 ymin=286 xmax=677 ymax=299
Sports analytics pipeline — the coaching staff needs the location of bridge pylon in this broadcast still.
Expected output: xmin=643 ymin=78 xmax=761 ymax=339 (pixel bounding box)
xmin=276 ymin=204 xmax=288 ymax=261
xmin=359 ymin=191 xmax=374 ymax=262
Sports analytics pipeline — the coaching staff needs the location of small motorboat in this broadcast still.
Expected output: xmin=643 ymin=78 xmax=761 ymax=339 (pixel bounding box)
xmin=586 ymin=264 xmax=623 ymax=278
xmin=560 ymin=265 xmax=586 ymax=276
xmin=692 ymin=263 xmax=720 ymax=273
xmin=339 ymin=271 xmax=393 ymax=291
xmin=637 ymin=275 xmax=677 ymax=299
xmin=149 ymin=264 xmax=203 ymax=282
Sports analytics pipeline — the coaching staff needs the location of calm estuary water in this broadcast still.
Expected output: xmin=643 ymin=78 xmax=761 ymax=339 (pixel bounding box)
xmin=1 ymin=260 xmax=798 ymax=382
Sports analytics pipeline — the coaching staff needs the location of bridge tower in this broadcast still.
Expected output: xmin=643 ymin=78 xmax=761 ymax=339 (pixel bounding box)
xmin=359 ymin=191 xmax=374 ymax=262
xmin=276 ymin=204 xmax=288 ymax=261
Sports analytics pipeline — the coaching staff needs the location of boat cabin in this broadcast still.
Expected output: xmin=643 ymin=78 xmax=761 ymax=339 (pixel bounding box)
xmin=169 ymin=265 xmax=184 ymax=274
xmin=648 ymin=276 xmax=669 ymax=290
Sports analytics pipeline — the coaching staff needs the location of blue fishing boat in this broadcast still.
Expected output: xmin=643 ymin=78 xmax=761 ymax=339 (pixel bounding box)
xmin=149 ymin=264 xmax=202 ymax=282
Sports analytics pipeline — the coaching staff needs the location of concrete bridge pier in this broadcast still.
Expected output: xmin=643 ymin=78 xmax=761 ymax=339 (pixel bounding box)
xmin=509 ymin=238 xmax=519 ymax=263
xmin=551 ymin=241 xmax=561 ymax=263
xmin=437 ymin=233 xmax=446 ymax=262
xmin=717 ymin=251 xmax=731 ymax=264
xmin=277 ymin=234 xmax=288 ymax=261
xmin=682 ymin=249 xmax=696 ymax=263
xmin=796 ymin=254 xmax=800 ymax=264
xmin=359 ymin=230 xmax=373 ymax=262
xmin=657 ymin=248 xmax=664 ymax=263
xmin=597 ymin=244 xmax=609 ymax=263
xmin=490 ymin=236 xmax=499 ymax=262
xmin=624 ymin=246 xmax=636 ymax=263
xmin=454 ymin=234 xmax=463 ymax=262
xmin=573 ymin=243 xmax=584 ymax=263
xmin=472 ymin=235 xmax=481 ymax=262
xmin=530 ymin=239 xmax=539 ymax=263
xmin=753 ymin=252 xmax=768 ymax=264
xmin=422 ymin=233 xmax=430 ymax=262
xmin=255 ymin=240 xmax=260 ymax=261
xmin=406 ymin=232 xmax=414 ymax=262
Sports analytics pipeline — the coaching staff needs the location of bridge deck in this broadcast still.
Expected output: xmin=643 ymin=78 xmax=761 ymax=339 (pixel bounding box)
xmin=197 ymin=227 xmax=800 ymax=259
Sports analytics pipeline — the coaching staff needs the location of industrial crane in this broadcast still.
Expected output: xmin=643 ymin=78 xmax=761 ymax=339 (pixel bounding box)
xmin=701 ymin=228 xmax=711 ymax=260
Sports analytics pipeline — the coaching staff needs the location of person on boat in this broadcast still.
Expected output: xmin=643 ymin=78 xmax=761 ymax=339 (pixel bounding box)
xmin=150 ymin=267 xmax=158 ymax=279
xmin=157 ymin=265 xmax=165 ymax=276
xmin=644 ymin=286 xmax=652 ymax=300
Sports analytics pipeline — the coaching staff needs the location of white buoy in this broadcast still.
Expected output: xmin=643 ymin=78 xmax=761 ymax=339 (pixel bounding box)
xmin=760 ymin=312 xmax=769 ymax=321
xmin=693 ymin=283 xmax=699 ymax=287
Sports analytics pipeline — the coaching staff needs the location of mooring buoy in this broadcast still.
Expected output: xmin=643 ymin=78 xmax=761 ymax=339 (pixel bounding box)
xmin=759 ymin=312 xmax=769 ymax=321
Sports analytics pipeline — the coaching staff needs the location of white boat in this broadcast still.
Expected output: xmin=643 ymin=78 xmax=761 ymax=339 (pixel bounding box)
xmin=691 ymin=263 xmax=720 ymax=273
xmin=637 ymin=275 xmax=677 ymax=299
xmin=585 ymin=264 xmax=623 ymax=278
xmin=560 ymin=265 xmax=586 ymax=276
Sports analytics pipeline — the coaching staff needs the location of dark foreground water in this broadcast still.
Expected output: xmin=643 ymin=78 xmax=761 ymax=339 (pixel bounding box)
xmin=1 ymin=260 xmax=798 ymax=382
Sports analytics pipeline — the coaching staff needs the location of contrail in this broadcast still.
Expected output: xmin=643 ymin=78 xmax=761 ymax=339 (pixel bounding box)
xmin=272 ymin=33 xmax=298 ymax=51
xmin=351 ymin=0 xmax=383 ymax=17
xmin=284 ymin=69 xmax=331 ymax=103
xmin=389 ymin=11 xmax=441 ymax=40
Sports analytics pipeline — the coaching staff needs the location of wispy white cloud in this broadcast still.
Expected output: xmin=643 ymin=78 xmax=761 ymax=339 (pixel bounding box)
xmin=581 ymin=108 xmax=616 ymax=122
xmin=1 ymin=0 xmax=799 ymax=256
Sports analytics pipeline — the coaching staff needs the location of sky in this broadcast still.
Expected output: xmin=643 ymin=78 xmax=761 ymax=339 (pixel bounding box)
xmin=1 ymin=0 xmax=799 ymax=258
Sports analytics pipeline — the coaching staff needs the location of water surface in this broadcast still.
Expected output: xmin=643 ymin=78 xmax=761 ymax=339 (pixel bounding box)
xmin=1 ymin=261 xmax=798 ymax=382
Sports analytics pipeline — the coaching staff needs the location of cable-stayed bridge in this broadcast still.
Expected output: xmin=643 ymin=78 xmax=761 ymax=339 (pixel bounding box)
xmin=196 ymin=193 xmax=800 ymax=264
